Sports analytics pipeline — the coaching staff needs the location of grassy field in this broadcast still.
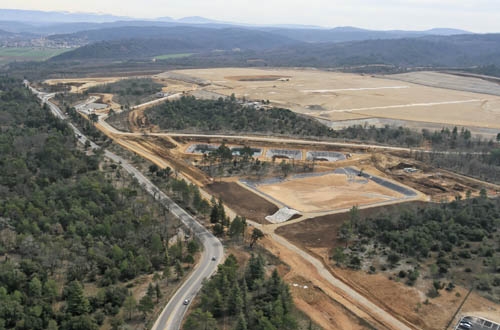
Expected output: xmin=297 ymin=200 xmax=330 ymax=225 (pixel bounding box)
xmin=0 ymin=47 xmax=70 ymax=64
xmin=154 ymin=53 xmax=193 ymax=60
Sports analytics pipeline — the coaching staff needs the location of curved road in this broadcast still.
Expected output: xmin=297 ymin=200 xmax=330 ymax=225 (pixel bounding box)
xmin=28 ymin=84 xmax=224 ymax=330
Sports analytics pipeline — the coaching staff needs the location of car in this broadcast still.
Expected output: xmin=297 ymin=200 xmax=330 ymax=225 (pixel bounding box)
xmin=183 ymin=299 xmax=189 ymax=305
xmin=211 ymin=256 xmax=216 ymax=261
xmin=458 ymin=323 xmax=471 ymax=329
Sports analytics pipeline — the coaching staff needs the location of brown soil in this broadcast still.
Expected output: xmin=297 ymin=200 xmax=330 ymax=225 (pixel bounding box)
xmin=332 ymin=267 xmax=467 ymax=330
xmin=175 ymin=68 xmax=500 ymax=130
xmin=259 ymin=236 xmax=395 ymax=329
xmin=288 ymin=275 xmax=374 ymax=330
xmin=118 ymin=135 xmax=209 ymax=186
xmin=205 ymin=182 xmax=278 ymax=223
xmin=276 ymin=202 xmax=500 ymax=330
xmin=276 ymin=201 xmax=426 ymax=249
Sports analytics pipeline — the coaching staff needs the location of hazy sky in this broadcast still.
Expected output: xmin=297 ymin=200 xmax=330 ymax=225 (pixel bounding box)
xmin=1 ymin=0 xmax=499 ymax=32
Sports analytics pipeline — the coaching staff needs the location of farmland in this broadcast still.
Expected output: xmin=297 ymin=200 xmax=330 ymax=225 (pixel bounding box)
xmin=0 ymin=47 xmax=69 ymax=64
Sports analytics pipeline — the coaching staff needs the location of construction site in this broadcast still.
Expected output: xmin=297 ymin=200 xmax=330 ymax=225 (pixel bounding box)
xmin=43 ymin=68 xmax=500 ymax=330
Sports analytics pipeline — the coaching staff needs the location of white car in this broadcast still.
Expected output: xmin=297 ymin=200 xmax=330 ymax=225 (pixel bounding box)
xmin=459 ymin=322 xmax=471 ymax=329
xmin=183 ymin=299 xmax=190 ymax=306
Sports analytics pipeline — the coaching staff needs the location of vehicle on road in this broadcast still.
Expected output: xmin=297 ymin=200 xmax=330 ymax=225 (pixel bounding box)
xmin=212 ymin=256 xmax=216 ymax=261
xmin=183 ymin=299 xmax=190 ymax=306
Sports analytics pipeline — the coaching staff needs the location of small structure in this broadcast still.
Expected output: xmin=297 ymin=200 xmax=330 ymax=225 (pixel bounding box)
xmin=265 ymin=207 xmax=301 ymax=224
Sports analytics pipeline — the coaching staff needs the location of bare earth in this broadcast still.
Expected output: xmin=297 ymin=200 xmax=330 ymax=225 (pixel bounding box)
xmin=172 ymin=68 xmax=500 ymax=129
xmin=257 ymin=173 xmax=404 ymax=213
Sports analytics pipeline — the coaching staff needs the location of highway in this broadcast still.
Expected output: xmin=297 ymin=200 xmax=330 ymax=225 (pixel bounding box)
xmin=28 ymin=83 xmax=224 ymax=330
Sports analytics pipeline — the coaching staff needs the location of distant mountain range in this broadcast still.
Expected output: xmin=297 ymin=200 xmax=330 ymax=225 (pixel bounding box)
xmin=0 ymin=8 xmax=471 ymax=39
xmin=4 ymin=8 xmax=500 ymax=73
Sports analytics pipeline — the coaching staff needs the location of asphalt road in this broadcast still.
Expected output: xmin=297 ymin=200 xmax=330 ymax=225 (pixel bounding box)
xmin=457 ymin=316 xmax=500 ymax=330
xmin=29 ymin=84 xmax=224 ymax=330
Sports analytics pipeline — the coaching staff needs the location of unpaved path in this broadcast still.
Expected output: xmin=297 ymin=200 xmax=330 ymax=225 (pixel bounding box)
xmin=87 ymin=102 xmax=497 ymax=330
xmin=259 ymin=229 xmax=415 ymax=330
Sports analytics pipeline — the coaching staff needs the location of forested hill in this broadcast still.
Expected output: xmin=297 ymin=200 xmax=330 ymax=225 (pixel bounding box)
xmin=272 ymin=34 xmax=500 ymax=67
xmin=49 ymin=27 xmax=298 ymax=61
xmin=178 ymin=33 xmax=500 ymax=68
xmin=49 ymin=29 xmax=500 ymax=68
xmin=0 ymin=78 xmax=183 ymax=329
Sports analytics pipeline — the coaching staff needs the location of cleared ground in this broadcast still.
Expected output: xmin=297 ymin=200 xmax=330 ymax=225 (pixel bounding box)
xmin=276 ymin=203 xmax=500 ymax=330
xmin=172 ymin=68 xmax=500 ymax=130
xmin=388 ymin=71 xmax=500 ymax=96
xmin=253 ymin=172 xmax=406 ymax=213
xmin=205 ymin=182 xmax=278 ymax=223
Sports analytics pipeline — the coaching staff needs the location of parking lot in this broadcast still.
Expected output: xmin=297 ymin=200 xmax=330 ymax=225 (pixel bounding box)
xmin=457 ymin=316 xmax=500 ymax=330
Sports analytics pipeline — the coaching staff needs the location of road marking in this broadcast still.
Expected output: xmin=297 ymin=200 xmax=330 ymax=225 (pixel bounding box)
xmin=307 ymin=99 xmax=482 ymax=115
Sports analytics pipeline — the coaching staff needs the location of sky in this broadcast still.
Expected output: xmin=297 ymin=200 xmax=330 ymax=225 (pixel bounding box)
xmin=1 ymin=0 xmax=499 ymax=32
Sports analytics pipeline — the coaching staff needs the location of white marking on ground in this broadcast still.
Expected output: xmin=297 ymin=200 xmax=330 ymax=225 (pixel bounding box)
xmin=308 ymin=99 xmax=482 ymax=115
xmin=302 ymin=86 xmax=409 ymax=93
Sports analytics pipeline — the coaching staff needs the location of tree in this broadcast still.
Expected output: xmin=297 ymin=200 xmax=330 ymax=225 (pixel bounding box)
xmin=123 ymin=295 xmax=137 ymax=320
xmin=332 ymin=247 xmax=346 ymax=266
xmin=175 ymin=260 xmax=184 ymax=280
xmin=213 ymin=223 xmax=224 ymax=236
xmin=183 ymin=308 xmax=217 ymax=330
xmin=280 ymin=160 xmax=292 ymax=178
xmin=47 ymin=320 xmax=58 ymax=330
xmin=155 ymin=283 xmax=162 ymax=302
xmin=229 ymin=216 xmax=246 ymax=242
xmin=235 ymin=313 xmax=248 ymax=330
xmin=89 ymin=113 xmax=99 ymax=125
xmin=63 ymin=315 xmax=98 ymax=330
xmin=338 ymin=221 xmax=353 ymax=248
xmin=349 ymin=205 xmax=360 ymax=230
xmin=150 ymin=233 xmax=163 ymax=255
xmin=149 ymin=164 xmax=159 ymax=174
xmin=28 ymin=277 xmax=42 ymax=298
xmin=187 ymin=240 xmax=200 ymax=254
xmin=65 ymin=281 xmax=90 ymax=316
xmin=210 ymin=204 xmax=219 ymax=224
xmin=138 ymin=294 xmax=154 ymax=318
xmin=249 ymin=228 xmax=264 ymax=248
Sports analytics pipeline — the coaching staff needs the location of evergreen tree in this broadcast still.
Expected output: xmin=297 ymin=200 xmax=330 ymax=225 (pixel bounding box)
xmin=155 ymin=283 xmax=162 ymax=302
xmin=138 ymin=294 xmax=154 ymax=318
xmin=235 ymin=313 xmax=248 ymax=330
xmin=65 ymin=281 xmax=90 ymax=316
xmin=123 ymin=295 xmax=137 ymax=320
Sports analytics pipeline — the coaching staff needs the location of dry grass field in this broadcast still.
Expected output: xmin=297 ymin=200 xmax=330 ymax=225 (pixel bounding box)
xmin=172 ymin=68 xmax=500 ymax=129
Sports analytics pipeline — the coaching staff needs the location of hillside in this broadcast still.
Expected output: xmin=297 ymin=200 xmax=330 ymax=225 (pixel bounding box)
xmin=50 ymin=27 xmax=298 ymax=61
xmin=261 ymin=26 xmax=470 ymax=43
xmin=48 ymin=30 xmax=500 ymax=68
xmin=164 ymin=33 xmax=500 ymax=69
